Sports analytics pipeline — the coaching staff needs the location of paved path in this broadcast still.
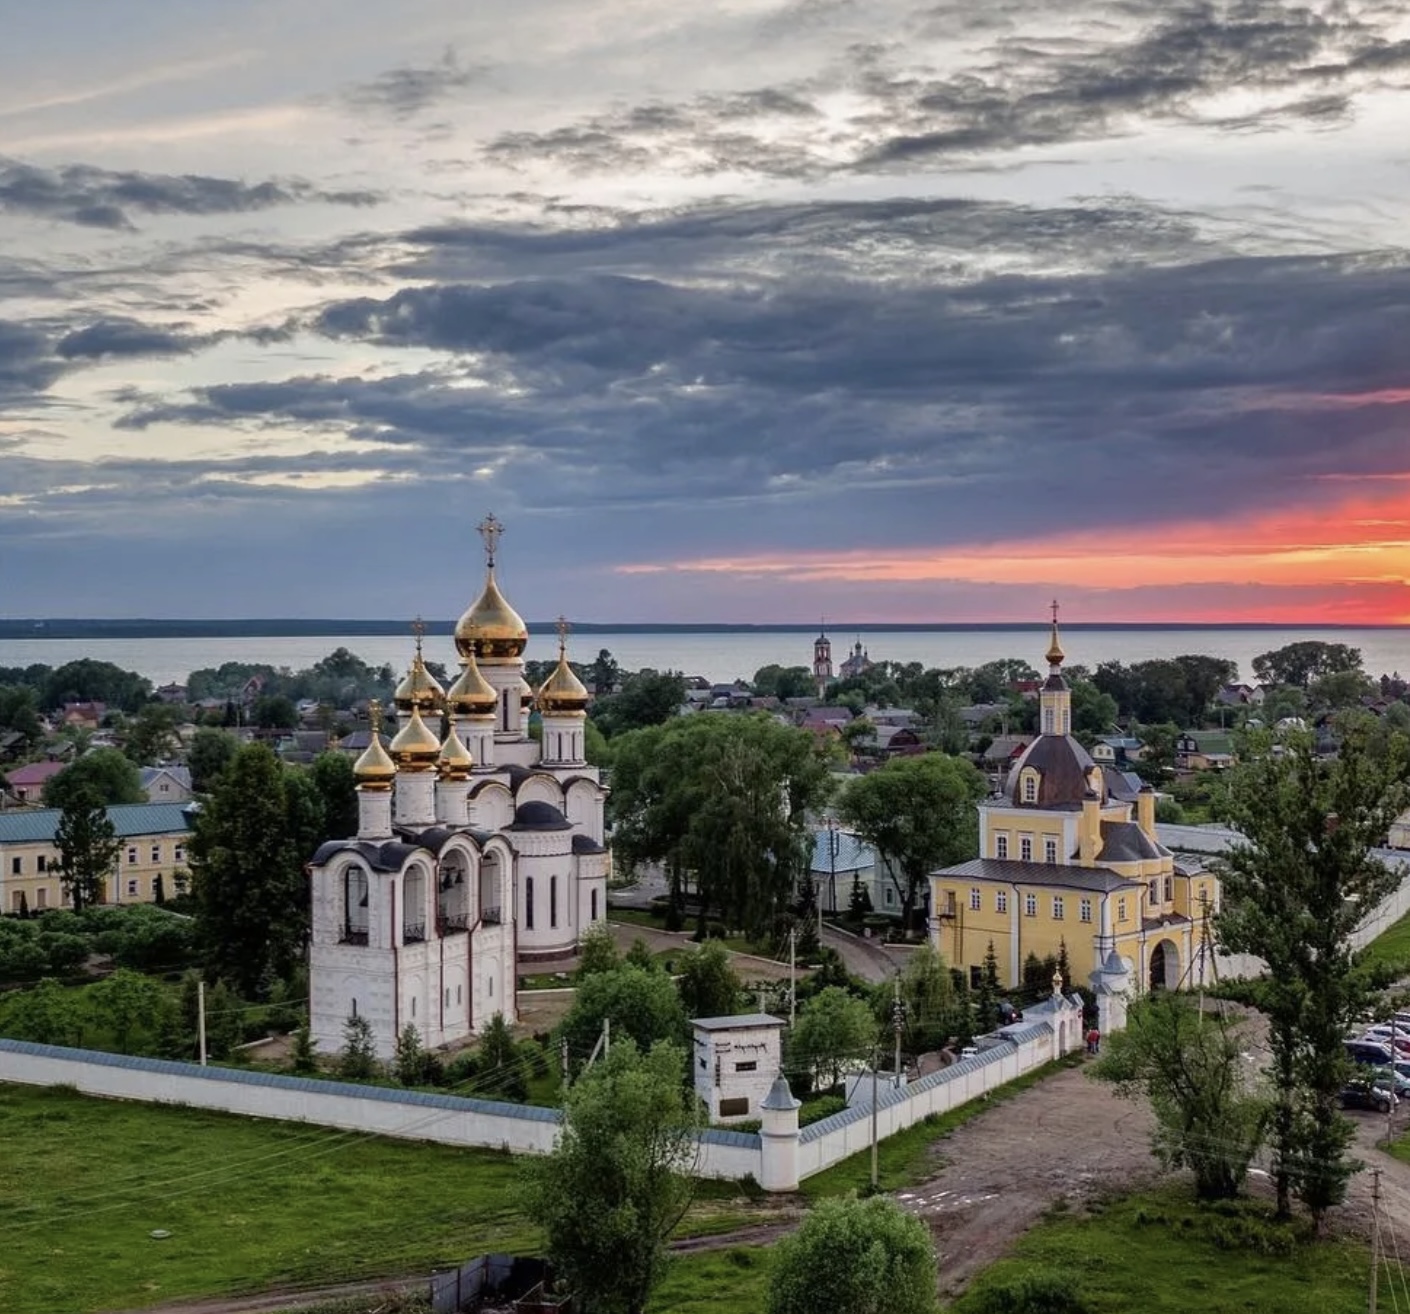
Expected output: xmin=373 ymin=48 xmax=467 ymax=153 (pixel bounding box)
xmin=821 ymin=923 xmax=904 ymax=983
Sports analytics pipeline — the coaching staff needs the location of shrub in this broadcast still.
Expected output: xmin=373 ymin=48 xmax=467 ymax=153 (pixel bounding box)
xmin=973 ymin=1270 xmax=1090 ymax=1314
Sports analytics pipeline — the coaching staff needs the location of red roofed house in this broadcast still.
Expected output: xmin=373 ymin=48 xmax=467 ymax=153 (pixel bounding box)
xmin=3 ymin=761 xmax=66 ymax=803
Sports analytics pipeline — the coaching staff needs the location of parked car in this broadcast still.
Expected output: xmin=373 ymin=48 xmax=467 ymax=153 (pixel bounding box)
xmin=1360 ymin=1026 xmax=1410 ymax=1053
xmin=1346 ymin=1040 xmax=1396 ymax=1066
xmin=1341 ymin=1079 xmax=1395 ymax=1113
xmin=1372 ymin=1066 xmax=1410 ymax=1099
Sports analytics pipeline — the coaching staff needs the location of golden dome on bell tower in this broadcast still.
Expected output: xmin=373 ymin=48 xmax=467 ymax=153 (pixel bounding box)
xmin=437 ymin=723 xmax=474 ymax=780
xmin=454 ymin=512 xmax=528 ymax=663
xmin=537 ymin=617 xmax=590 ymax=716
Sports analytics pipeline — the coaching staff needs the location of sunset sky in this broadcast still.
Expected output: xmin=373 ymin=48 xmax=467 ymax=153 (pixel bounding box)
xmin=3 ymin=0 xmax=1410 ymax=623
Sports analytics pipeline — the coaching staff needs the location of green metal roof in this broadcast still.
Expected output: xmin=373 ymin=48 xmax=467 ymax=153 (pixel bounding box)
xmin=0 ymin=803 xmax=196 ymax=845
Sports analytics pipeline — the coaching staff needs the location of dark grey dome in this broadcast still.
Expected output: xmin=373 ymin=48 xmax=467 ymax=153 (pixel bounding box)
xmin=510 ymin=800 xmax=572 ymax=831
xmin=1005 ymin=734 xmax=1098 ymax=808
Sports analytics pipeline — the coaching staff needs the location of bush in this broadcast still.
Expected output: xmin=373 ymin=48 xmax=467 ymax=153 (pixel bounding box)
xmin=798 ymin=1094 xmax=847 ymax=1127
xmin=973 ymin=1270 xmax=1090 ymax=1314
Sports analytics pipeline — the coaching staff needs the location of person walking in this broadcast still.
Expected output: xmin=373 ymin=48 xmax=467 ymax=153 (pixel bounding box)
xmin=1085 ymin=1026 xmax=1100 ymax=1055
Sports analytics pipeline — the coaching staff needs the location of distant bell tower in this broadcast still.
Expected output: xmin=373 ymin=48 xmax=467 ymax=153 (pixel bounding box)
xmin=813 ymin=621 xmax=833 ymax=699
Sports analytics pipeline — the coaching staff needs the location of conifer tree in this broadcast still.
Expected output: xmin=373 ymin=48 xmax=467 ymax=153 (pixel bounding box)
xmin=55 ymin=790 xmax=120 ymax=912
xmin=339 ymin=1014 xmax=379 ymax=1080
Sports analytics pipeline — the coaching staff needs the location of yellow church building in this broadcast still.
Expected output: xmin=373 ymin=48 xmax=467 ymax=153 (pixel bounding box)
xmin=930 ymin=612 xmax=1219 ymax=1018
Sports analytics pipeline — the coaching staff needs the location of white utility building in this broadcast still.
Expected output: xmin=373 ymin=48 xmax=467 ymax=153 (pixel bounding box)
xmin=692 ymin=1014 xmax=787 ymax=1123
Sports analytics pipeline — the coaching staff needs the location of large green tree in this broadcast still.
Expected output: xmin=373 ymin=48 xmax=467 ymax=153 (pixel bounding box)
xmin=837 ymin=752 xmax=986 ymax=930
xmin=558 ymin=964 xmax=688 ymax=1066
xmin=1093 ymin=994 xmax=1268 ymax=1201
xmin=523 ymin=1041 xmax=698 ymax=1314
xmin=41 ymin=659 xmax=152 ymax=713
xmin=186 ymin=727 xmax=239 ymax=792
xmin=0 ymin=684 xmax=43 ymax=748
xmin=611 ymin=713 xmax=835 ymax=938
xmin=43 ymin=747 xmax=145 ymax=809
xmin=1252 ymin=641 xmax=1363 ymax=690
xmin=792 ymin=985 xmax=877 ymax=1090
xmin=309 ymin=751 xmax=359 ymax=840
xmin=190 ymin=743 xmax=308 ymax=995
xmin=675 ymin=940 xmax=742 ymax=1020
xmin=591 ymin=670 xmax=688 ymax=738
xmin=121 ymin=703 xmax=183 ymax=766
xmin=1216 ymin=720 xmax=1410 ymax=1224
xmin=767 ymin=1194 xmax=939 ymax=1314
xmin=55 ymin=791 xmax=121 ymax=912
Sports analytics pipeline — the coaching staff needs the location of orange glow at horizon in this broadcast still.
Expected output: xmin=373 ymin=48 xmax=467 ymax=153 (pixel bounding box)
xmin=619 ymin=484 xmax=1410 ymax=623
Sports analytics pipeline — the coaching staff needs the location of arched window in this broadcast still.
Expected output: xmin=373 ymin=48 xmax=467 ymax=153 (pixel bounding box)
xmin=591 ymin=888 xmax=599 ymax=920
xmin=525 ymin=876 xmax=535 ymax=930
xmin=1043 ymin=708 xmax=1054 ymax=733
xmin=1022 ymin=774 xmax=1038 ymax=804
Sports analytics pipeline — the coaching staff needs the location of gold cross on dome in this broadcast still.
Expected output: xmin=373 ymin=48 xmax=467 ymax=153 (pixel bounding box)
xmin=369 ymin=698 xmax=383 ymax=733
xmin=477 ymin=512 xmax=504 ymax=566
xmin=556 ymin=615 xmax=571 ymax=654
xmin=1050 ymin=598 xmax=1060 ymax=626
xmin=411 ymin=616 xmax=426 ymax=654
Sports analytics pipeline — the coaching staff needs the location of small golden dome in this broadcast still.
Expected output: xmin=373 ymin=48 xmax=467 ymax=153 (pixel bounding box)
xmin=354 ymin=702 xmax=396 ymax=790
xmin=537 ymin=645 xmax=590 ymax=716
xmin=519 ymin=676 xmax=534 ymax=707
xmin=454 ymin=568 xmax=528 ymax=663
xmin=447 ymin=650 xmax=498 ymax=717
xmin=394 ymin=640 xmax=445 ymax=715
xmin=1045 ymin=599 xmax=1065 ymax=667
xmin=437 ymin=723 xmax=474 ymax=780
xmin=389 ymin=703 xmax=441 ymax=771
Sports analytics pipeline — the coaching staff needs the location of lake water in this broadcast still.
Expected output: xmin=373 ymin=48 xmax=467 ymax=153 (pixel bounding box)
xmin=2 ymin=628 xmax=1408 ymax=687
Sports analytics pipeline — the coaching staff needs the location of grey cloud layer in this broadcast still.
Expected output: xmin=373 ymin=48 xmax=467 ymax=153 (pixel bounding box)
xmin=486 ymin=0 xmax=1410 ymax=177
xmin=113 ymin=197 xmax=1410 ymax=552
xmin=0 ymin=159 xmax=382 ymax=230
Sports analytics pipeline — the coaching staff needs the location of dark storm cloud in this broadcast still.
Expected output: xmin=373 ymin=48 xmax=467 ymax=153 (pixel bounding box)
xmin=0 ymin=320 xmax=66 ymax=408
xmin=485 ymin=0 xmax=1410 ymax=177
xmin=113 ymin=194 xmax=1410 ymax=551
xmin=0 ymin=158 xmax=382 ymax=230
xmin=55 ymin=317 xmax=215 ymax=360
xmin=340 ymin=49 xmax=488 ymax=120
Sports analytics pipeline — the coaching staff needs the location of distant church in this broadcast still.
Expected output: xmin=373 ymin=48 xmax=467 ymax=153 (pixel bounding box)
xmin=307 ymin=515 xmax=610 ymax=1057
xmin=929 ymin=607 xmax=1220 ymax=1033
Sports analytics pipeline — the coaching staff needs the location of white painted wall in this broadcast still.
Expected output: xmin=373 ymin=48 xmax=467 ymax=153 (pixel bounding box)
xmin=691 ymin=1020 xmax=784 ymax=1122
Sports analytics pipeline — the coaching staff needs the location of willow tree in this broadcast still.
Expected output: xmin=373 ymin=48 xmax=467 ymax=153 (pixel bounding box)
xmin=610 ymin=713 xmax=836 ymax=939
xmin=1217 ymin=719 xmax=1410 ymax=1224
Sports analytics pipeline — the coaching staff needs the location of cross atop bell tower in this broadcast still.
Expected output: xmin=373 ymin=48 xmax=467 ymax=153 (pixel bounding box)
xmin=477 ymin=512 xmax=504 ymax=568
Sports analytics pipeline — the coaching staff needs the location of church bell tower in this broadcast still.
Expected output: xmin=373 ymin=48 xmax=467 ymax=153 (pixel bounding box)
xmin=813 ymin=622 xmax=833 ymax=699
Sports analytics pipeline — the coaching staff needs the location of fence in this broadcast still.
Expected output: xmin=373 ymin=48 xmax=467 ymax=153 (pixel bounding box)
xmin=0 ymin=1002 xmax=1077 ymax=1191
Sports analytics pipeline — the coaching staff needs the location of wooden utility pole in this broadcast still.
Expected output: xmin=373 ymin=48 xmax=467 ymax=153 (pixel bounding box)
xmin=197 ymin=979 xmax=207 ymax=1067
xmin=1371 ymin=1168 xmax=1381 ymax=1314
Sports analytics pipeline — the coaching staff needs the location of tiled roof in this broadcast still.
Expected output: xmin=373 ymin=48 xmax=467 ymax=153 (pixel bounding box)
xmin=1098 ymin=820 xmax=1167 ymax=863
xmin=3 ymin=761 xmax=65 ymax=788
xmin=935 ymin=857 xmax=1129 ymax=893
xmin=0 ymin=802 xmax=196 ymax=845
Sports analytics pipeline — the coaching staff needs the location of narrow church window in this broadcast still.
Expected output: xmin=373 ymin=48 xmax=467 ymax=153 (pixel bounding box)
xmin=525 ymin=877 xmax=535 ymax=930
xmin=457 ymin=985 xmax=462 ymax=1005
xmin=591 ymin=889 xmax=598 ymax=920
xmin=996 ymin=835 xmax=1009 ymax=859
xmin=351 ymin=998 xmax=358 ymax=1017
xmin=488 ymin=976 xmax=494 ymax=998
xmin=1080 ymin=898 xmax=1092 ymax=923
xmin=1023 ymin=775 xmax=1037 ymax=803
xmin=1025 ymin=894 xmax=1037 ymax=917
xmin=1043 ymin=708 xmax=1053 ymax=733
xmin=1044 ymin=838 xmax=1057 ymax=864
xmin=1052 ymin=896 xmax=1064 ymax=920
xmin=411 ymin=996 xmax=416 ymax=1017
xmin=1164 ymin=876 xmax=1173 ymax=902
xmin=1117 ymin=897 xmax=1128 ymax=922
xmin=969 ymin=888 xmax=981 ymax=911
xmin=996 ymin=891 xmax=1008 ymax=913
xmin=550 ymin=876 xmax=558 ymax=928
xmin=1020 ymin=836 xmax=1033 ymax=862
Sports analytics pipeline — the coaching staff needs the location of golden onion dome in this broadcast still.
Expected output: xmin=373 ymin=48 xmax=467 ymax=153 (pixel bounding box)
xmin=519 ymin=676 xmax=534 ymax=707
xmin=389 ymin=703 xmax=441 ymax=771
xmin=354 ymin=702 xmax=397 ymax=790
xmin=454 ymin=567 xmax=528 ymax=663
xmin=394 ymin=651 xmax=445 ymax=716
xmin=1045 ymin=599 xmax=1065 ymax=667
xmin=446 ymin=650 xmax=498 ymax=717
xmin=537 ymin=647 xmax=590 ymax=716
xmin=437 ymin=723 xmax=474 ymax=780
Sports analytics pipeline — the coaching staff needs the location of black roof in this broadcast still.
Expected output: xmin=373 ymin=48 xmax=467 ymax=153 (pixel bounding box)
xmin=1099 ymin=820 xmax=1167 ymax=863
xmin=1006 ymin=734 xmax=1098 ymax=808
xmin=509 ymin=800 xmax=572 ymax=831
xmin=572 ymin=833 xmax=607 ymax=854
xmin=309 ymin=838 xmax=426 ymax=873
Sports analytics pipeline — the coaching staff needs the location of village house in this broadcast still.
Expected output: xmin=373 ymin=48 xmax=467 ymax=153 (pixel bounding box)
xmin=1175 ymin=730 xmax=1236 ymax=771
xmin=3 ymin=760 xmax=66 ymax=803
xmin=138 ymin=765 xmax=194 ymax=803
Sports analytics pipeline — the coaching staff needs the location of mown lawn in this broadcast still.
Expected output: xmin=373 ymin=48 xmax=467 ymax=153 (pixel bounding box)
xmin=647 ymin=1247 xmax=773 ymax=1314
xmin=951 ymin=1185 xmax=1370 ymax=1314
xmin=0 ymin=1084 xmax=769 ymax=1314
xmin=1361 ymin=910 xmax=1410 ymax=976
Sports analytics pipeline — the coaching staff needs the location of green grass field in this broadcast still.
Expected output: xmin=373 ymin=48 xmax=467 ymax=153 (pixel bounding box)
xmin=1361 ymin=910 xmax=1410 ymax=976
xmin=0 ymin=1085 xmax=767 ymax=1314
xmin=951 ymin=1186 xmax=1371 ymax=1314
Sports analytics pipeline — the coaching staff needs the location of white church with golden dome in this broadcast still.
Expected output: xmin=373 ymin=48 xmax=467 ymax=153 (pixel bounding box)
xmin=307 ymin=514 xmax=610 ymax=1057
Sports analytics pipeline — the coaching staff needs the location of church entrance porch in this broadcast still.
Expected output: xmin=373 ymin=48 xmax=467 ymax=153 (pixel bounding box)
xmin=1148 ymin=938 xmax=1180 ymax=992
